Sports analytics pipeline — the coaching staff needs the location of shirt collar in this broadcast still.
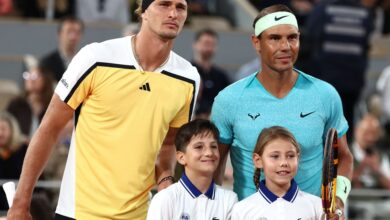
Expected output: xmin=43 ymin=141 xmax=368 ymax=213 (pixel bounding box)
xmin=244 ymin=68 xmax=303 ymax=88
xmin=258 ymin=179 xmax=299 ymax=203
xmin=179 ymin=172 xmax=216 ymax=200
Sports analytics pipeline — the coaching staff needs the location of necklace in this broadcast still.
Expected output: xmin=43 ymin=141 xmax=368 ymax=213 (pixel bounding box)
xmin=131 ymin=35 xmax=170 ymax=72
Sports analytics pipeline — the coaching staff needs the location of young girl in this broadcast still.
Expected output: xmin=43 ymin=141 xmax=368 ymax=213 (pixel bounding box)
xmin=231 ymin=126 xmax=323 ymax=220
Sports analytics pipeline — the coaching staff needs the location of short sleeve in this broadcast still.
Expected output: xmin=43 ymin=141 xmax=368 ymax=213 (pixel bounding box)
xmin=169 ymin=67 xmax=200 ymax=128
xmin=321 ymin=84 xmax=349 ymax=138
xmin=55 ymin=44 xmax=97 ymax=110
xmin=211 ymin=90 xmax=234 ymax=145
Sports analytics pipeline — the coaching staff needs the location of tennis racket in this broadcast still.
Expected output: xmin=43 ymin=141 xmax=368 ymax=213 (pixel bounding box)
xmin=321 ymin=128 xmax=339 ymax=220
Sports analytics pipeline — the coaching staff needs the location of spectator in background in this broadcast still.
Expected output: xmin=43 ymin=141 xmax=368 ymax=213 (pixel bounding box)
xmin=350 ymin=114 xmax=390 ymax=219
xmin=376 ymin=65 xmax=390 ymax=123
xmin=40 ymin=16 xmax=84 ymax=82
xmin=305 ymin=0 xmax=376 ymax=140
xmin=248 ymin=0 xmax=318 ymax=26
xmin=0 ymin=111 xmax=27 ymax=210
xmin=192 ymin=28 xmax=230 ymax=118
xmin=0 ymin=0 xmax=13 ymax=15
xmin=8 ymin=0 xmax=75 ymax=19
xmin=122 ymin=22 xmax=139 ymax=36
xmin=188 ymin=0 xmax=213 ymax=15
xmin=352 ymin=114 xmax=390 ymax=189
xmin=234 ymin=58 xmax=260 ymax=81
xmin=7 ymin=55 xmax=55 ymax=138
xmin=76 ymin=0 xmax=129 ymax=25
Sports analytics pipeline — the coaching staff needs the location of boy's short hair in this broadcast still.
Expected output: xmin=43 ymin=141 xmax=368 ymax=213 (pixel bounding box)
xmin=175 ymin=119 xmax=220 ymax=152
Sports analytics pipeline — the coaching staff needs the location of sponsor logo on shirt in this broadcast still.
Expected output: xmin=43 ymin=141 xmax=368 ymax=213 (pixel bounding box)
xmin=61 ymin=78 xmax=69 ymax=89
xmin=180 ymin=213 xmax=190 ymax=220
xmin=248 ymin=113 xmax=260 ymax=120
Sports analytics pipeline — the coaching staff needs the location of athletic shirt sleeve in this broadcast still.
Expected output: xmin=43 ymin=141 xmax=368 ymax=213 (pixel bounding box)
xmin=170 ymin=66 xmax=200 ymax=128
xmin=319 ymin=82 xmax=349 ymax=138
xmin=210 ymin=89 xmax=236 ymax=145
xmin=55 ymin=43 xmax=97 ymax=109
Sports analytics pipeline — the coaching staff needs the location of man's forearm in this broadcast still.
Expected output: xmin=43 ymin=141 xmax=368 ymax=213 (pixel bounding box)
xmin=337 ymin=136 xmax=353 ymax=179
xmin=155 ymin=142 xmax=176 ymax=191
xmin=12 ymin=126 xmax=59 ymax=208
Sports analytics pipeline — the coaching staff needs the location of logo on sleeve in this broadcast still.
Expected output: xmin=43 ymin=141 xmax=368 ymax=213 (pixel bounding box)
xmin=343 ymin=180 xmax=348 ymax=193
xmin=60 ymin=78 xmax=69 ymax=89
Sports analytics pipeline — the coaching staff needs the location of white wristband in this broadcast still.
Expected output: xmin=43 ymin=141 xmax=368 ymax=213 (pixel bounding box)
xmin=336 ymin=175 xmax=351 ymax=205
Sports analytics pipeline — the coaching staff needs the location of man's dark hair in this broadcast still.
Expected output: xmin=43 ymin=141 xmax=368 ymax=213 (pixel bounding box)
xmin=252 ymin=4 xmax=293 ymax=29
xmin=194 ymin=28 xmax=218 ymax=42
xmin=58 ymin=16 xmax=84 ymax=33
xmin=175 ymin=119 xmax=220 ymax=152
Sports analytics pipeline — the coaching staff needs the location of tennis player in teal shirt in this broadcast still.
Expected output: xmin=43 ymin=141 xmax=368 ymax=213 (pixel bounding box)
xmin=211 ymin=4 xmax=353 ymax=220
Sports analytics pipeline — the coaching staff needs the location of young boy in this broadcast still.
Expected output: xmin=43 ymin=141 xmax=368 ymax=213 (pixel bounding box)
xmin=147 ymin=119 xmax=237 ymax=220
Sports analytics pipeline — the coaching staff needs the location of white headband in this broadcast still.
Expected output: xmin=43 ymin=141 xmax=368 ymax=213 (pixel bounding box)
xmin=254 ymin=11 xmax=298 ymax=36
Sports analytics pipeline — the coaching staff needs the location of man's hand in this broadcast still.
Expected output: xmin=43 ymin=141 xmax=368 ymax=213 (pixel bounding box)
xmin=7 ymin=204 xmax=32 ymax=220
xmin=328 ymin=197 xmax=345 ymax=220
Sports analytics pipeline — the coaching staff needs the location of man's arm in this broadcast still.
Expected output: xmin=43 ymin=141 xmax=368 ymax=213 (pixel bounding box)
xmin=334 ymin=134 xmax=354 ymax=220
xmin=155 ymin=127 xmax=178 ymax=191
xmin=337 ymin=135 xmax=353 ymax=179
xmin=213 ymin=143 xmax=230 ymax=185
xmin=7 ymin=95 xmax=74 ymax=220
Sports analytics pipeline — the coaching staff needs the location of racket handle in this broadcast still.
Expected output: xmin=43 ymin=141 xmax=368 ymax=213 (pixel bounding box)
xmin=2 ymin=181 xmax=16 ymax=207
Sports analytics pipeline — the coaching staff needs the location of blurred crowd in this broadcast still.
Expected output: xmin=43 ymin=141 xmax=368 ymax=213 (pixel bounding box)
xmin=1 ymin=0 xmax=390 ymax=219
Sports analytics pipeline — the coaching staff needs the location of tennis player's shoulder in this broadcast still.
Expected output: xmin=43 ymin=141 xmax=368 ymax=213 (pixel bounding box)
xmin=299 ymin=70 xmax=339 ymax=95
xmin=154 ymin=51 xmax=200 ymax=84
xmin=79 ymin=37 xmax=133 ymax=64
xmin=215 ymin=73 xmax=254 ymax=103
xmin=82 ymin=37 xmax=128 ymax=53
